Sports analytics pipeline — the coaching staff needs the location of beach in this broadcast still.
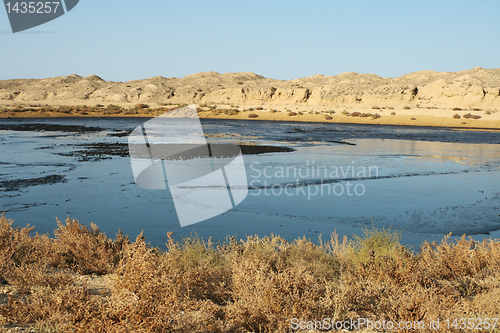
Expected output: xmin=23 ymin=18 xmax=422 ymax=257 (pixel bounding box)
xmin=1 ymin=100 xmax=499 ymax=130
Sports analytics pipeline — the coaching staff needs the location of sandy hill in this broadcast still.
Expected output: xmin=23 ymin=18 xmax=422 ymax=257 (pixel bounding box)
xmin=1 ymin=68 xmax=499 ymax=109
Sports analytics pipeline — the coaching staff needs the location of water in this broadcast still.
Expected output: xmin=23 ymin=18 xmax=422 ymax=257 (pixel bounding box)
xmin=1 ymin=117 xmax=499 ymax=248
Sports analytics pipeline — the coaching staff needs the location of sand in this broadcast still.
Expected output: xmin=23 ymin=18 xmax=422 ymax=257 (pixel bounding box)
xmin=197 ymin=105 xmax=500 ymax=130
xmin=1 ymin=66 xmax=500 ymax=129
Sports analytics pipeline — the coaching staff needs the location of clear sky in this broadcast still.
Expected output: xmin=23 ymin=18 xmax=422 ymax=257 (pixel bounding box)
xmin=1 ymin=0 xmax=499 ymax=81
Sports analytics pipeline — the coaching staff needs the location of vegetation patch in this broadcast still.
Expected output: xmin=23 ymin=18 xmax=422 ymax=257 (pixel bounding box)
xmin=1 ymin=217 xmax=500 ymax=332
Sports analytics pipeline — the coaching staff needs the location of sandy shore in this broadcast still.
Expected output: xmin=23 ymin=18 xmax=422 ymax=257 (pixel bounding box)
xmin=0 ymin=101 xmax=499 ymax=130
xmin=198 ymin=106 xmax=500 ymax=129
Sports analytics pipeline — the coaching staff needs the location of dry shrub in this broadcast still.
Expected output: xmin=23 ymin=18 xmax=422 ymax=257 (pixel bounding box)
xmin=165 ymin=233 xmax=231 ymax=305
xmin=0 ymin=214 xmax=55 ymax=275
xmin=453 ymin=114 xmax=461 ymax=119
xmin=53 ymin=218 xmax=129 ymax=275
xmin=350 ymin=226 xmax=403 ymax=265
xmin=225 ymin=109 xmax=239 ymax=116
xmin=107 ymin=234 xmax=182 ymax=332
xmin=247 ymin=113 xmax=258 ymax=118
xmin=2 ymin=216 xmax=500 ymax=332
xmin=109 ymin=233 xmax=226 ymax=332
xmin=452 ymin=107 xmax=462 ymax=111
xmin=225 ymin=235 xmax=339 ymax=331
xmin=350 ymin=112 xmax=361 ymax=117
xmin=324 ymin=115 xmax=333 ymax=120
xmin=0 ymin=284 xmax=104 ymax=331
xmin=288 ymin=112 xmax=297 ymax=116
xmin=418 ymin=235 xmax=500 ymax=281
xmin=463 ymin=113 xmax=481 ymax=119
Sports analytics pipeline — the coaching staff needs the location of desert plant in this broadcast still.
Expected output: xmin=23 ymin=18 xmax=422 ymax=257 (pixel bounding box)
xmin=53 ymin=218 xmax=129 ymax=275
xmin=288 ymin=112 xmax=297 ymax=116
xmin=4 ymin=216 xmax=500 ymax=332
xmin=350 ymin=112 xmax=361 ymax=117
xmin=453 ymin=114 xmax=461 ymax=119
xmin=350 ymin=226 xmax=403 ymax=265
xmin=324 ymin=115 xmax=333 ymax=120
xmin=403 ymin=106 xmax=411 ymax=110
xmin=247 ymin=113 xmax=258 ymax=118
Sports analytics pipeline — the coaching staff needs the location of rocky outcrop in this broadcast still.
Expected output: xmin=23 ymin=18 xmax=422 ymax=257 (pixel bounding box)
xmin=1 ymin=67 xmax=499 ymax=109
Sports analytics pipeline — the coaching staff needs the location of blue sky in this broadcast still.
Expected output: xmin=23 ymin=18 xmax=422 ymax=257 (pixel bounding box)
xmin=1 ymin=0 xmax=499 ymax=81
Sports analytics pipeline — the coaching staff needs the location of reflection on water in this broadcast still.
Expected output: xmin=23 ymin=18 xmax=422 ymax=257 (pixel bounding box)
xmin=0 ymin=118 xmax=499 ymax=248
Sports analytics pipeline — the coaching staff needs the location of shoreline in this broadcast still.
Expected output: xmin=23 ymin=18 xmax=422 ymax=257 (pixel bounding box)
xmin=1 ymin=102 xmax=499 ymax=130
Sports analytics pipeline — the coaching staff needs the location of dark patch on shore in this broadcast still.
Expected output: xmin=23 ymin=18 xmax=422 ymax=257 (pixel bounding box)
xmin=0 ymin=123 xmax=104 ymax=133
xmin=0 ymin=174 xmax=66 ymax=191
xmin=108 ymin=131 xmax=132 ymax=137
xmin=238 ymin=145 xmax=295 ymax=155
xmin=326 ymin=140 xmax=356 ymax=146
xmin=58 ymin=142 xmax=295 ymax=162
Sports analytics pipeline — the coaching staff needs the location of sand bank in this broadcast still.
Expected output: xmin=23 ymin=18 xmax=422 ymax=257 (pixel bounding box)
xmin=0 ymin=101 xmax=499 ymax=130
